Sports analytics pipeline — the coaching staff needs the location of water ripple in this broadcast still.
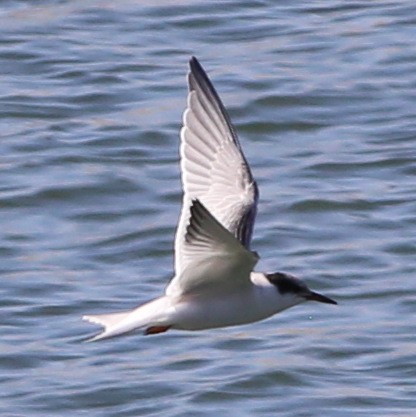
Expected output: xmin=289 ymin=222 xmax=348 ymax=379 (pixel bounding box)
xmin=1 ymin=1 xmax=416 ymax=416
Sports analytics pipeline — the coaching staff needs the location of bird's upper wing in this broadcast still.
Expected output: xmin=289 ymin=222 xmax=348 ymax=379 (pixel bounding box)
xmin=167 ymin=199 xmax=259 ymax=297
xmin=172 ymin=57 xmax=258 ymax=281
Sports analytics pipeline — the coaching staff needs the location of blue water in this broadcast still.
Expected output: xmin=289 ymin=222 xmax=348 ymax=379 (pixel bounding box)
xmin=1 ymin=1 xmax=416 ymax=416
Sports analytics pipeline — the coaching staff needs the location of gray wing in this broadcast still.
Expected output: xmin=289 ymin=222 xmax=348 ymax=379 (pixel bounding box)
xmin=168 ymin=199 xmax=259 ymax=297
xmin=173 ymin=57 xmax=258 ymax=278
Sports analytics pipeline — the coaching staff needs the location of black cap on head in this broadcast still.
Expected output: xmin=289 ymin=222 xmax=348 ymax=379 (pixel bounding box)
xmin=266 ymin=272 xmax=337 ymax=305
xmin=266 ymin=272 xmax=308 ymax=295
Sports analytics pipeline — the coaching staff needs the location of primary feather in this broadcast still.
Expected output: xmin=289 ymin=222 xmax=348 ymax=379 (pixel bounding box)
xmin=168 ymin=57 xmax=258 ymax=296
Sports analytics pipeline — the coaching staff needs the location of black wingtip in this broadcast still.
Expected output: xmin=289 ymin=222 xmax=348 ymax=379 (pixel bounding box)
xmin=189 ymin=199 xmax=208 ymax=223
xmin=189 ymin=56 xmax=205 ymax=78
xmin=186 ymin=198 xmax=223 ymax=237
xmin=190 ymin=197 xmax=202 ymax=211
xmin=190 ymin=56 xmax=199 ymax=67
xmin=185 ymin=199 xmax=205 ymax=244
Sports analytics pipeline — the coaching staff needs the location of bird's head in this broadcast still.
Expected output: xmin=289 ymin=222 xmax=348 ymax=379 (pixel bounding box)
xmin=266 ymin=272 xmax=337 ymax=307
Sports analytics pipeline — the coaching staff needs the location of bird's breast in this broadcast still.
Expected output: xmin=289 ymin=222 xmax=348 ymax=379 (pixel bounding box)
xmin=172 ymin=285 xmax=282 ymax=331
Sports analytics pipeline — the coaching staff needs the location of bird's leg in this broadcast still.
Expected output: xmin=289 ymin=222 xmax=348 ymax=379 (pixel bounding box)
xmin=144 ymin=325 xmax=171 ymax=335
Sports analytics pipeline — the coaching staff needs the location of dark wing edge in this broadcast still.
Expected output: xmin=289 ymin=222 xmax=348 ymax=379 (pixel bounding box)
xmin=188 ymin=56 xmax=259 ymax=249
xmin=185 ymin=198 xmax=259 ymax=261
xmin=189 ymin=57 xmax=256 ymax=183
xmin=236 ymin=184 xmax=259 ymax=249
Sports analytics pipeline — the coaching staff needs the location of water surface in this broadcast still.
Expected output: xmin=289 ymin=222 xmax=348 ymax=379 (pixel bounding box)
xmin=1 ymin=1 xmax=416 ymax=416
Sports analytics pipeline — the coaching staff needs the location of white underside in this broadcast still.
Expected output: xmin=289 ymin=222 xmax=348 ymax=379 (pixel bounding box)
xmin=82 ymin=59 xmax=308 ymax=342
xmin=83 ymin=273 xmax=303 ymax=341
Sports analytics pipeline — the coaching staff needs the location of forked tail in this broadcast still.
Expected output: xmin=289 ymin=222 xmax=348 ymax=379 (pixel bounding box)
xmin=83 ymin=311 xmax=135 ymax=342
xmin=82 ymin=297 xmax=172 ymax=342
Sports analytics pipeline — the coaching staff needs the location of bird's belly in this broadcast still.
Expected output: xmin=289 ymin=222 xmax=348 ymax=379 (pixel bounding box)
xmin=173 ymin=289 xmax=279 ymax=331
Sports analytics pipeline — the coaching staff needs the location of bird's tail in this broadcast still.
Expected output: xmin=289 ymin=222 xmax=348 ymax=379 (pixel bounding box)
xmin=83 ymin=311 xmax=135 ymax=341
xmin=83 ymin=297 xmax=172 ymax=342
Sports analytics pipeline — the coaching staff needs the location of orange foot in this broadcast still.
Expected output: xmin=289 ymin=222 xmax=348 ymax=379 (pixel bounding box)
xmin=144 ymin=325 xmax=171 ymax=335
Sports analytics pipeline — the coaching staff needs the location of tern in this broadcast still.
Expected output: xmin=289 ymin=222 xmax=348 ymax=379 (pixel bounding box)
xmin=83 ymin=57 xmax=336 ymax=341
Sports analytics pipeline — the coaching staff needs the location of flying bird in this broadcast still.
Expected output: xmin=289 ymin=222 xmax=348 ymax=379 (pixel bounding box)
xmin=83 ymin=57 xmax=336 ymax=341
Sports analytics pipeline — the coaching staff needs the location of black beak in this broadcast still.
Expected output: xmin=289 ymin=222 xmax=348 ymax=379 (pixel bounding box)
xmin=306 ymin=291 xmax=337 ymax=305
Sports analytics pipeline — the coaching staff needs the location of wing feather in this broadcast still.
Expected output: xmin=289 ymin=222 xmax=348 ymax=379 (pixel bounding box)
xmin=172 ymin=200 xmax=258 ymax=296
xmin=173 ymin=57 xmax=258 ymax=281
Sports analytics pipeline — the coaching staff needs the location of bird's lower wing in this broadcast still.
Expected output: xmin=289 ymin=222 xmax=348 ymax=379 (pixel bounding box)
xmin=166 ymin=200 xmax=259 ymax=297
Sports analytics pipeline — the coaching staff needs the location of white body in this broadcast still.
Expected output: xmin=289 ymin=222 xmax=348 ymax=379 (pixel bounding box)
xmin=84 ymin=273 xmax=302 ymax=341
xmin=83 ymin=57 xmax=334 ymax=342
xmin=173 ymin=273 xmax=301 ymax=330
